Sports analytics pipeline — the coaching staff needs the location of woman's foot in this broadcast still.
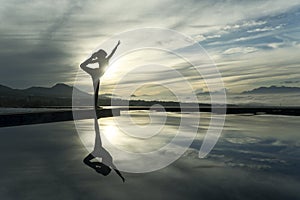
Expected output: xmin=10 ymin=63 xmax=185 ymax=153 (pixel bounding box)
xmin=96 ymin=106 xmax=103 ymax=110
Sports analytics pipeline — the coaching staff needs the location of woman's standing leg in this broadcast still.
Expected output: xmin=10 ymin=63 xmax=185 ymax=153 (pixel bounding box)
xmin=94 ymin=79 xmax=100 ymax=108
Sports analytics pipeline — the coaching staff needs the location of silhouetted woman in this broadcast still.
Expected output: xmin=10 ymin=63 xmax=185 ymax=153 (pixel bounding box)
xmin=80 ymin=40 xmax=120 ymax=108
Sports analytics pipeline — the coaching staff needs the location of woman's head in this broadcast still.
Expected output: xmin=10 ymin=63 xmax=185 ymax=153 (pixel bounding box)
xmin=93 ymin=49 xmax=107 ymax=59
xmin=96 ymin=163 xmax=112 ymax=176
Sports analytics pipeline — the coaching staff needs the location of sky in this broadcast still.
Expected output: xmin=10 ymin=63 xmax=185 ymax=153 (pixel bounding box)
xmin=0 ymin=0 xmax=300 ymax=100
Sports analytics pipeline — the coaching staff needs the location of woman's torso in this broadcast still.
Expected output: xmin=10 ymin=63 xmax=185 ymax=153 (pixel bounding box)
xmin=91 ymin=59 xmax=108 ymax=80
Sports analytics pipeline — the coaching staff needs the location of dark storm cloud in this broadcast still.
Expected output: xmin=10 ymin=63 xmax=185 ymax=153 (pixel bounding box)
xmin=0 ymin=0 xmax=85 ymax=88
xmin=0 ymin=34 xmax=75 ymax=88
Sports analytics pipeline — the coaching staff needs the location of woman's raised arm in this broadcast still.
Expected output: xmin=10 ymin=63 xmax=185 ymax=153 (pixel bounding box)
xmin=107 ymin=40 xmax=121 ymax=60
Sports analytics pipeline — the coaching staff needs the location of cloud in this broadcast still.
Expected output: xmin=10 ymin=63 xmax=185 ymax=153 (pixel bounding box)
xmin=40 ymin=0 xmax=83 ymax=41
xmin=223 ymin=20 xmax=267 ymax=31
xmin=0 ymin=0 xmax=299 ymax=99
xmin=194 ymin=34 xmax=221 ymax=42
xmin=247 ymin=25 xmax=283 ymax=33
xmin=281 ymin=80 xmax=300 ymax=84
xmin=223 ymin=47 xmax=258 ymax=55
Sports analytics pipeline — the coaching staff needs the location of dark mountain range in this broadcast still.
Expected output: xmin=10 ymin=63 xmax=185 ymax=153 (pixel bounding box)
xmin=0 ymin=83 xmax=91 ymax=107
xmin=0 ymin=84 xmax=20 ymax=96
xmin=0 ymin=83 xmax=89 ymax=98
xmin=242 ymin=86 xmax=300 ymax=94
xmin=0 ymin=83 xmax=216 ymax=108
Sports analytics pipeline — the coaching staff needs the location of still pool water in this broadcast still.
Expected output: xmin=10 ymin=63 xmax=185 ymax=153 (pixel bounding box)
xmin=0 ymin=110 xmax=299 ymax=199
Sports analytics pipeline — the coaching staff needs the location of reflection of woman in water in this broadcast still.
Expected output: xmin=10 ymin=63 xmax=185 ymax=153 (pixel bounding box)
xmin=83 ymin=118 xmax=125 ymax=182
xmin=80 ymin=40 xmax=120 ymax=108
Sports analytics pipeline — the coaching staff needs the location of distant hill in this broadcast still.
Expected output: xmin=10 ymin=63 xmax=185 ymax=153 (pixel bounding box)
xmin=0 ymin=84 xmax=25 ymax=96
xmin=242 ymin=86 xmax=300 ymax=94
xmin=0 ymin=83 xmax=91 ymax=107
xmin=0 ymin=83 xmax=89 ymax=98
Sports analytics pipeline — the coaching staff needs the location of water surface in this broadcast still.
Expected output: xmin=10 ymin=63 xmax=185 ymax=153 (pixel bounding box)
xmin=0 ymin=109 xmax=299 ymax=199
